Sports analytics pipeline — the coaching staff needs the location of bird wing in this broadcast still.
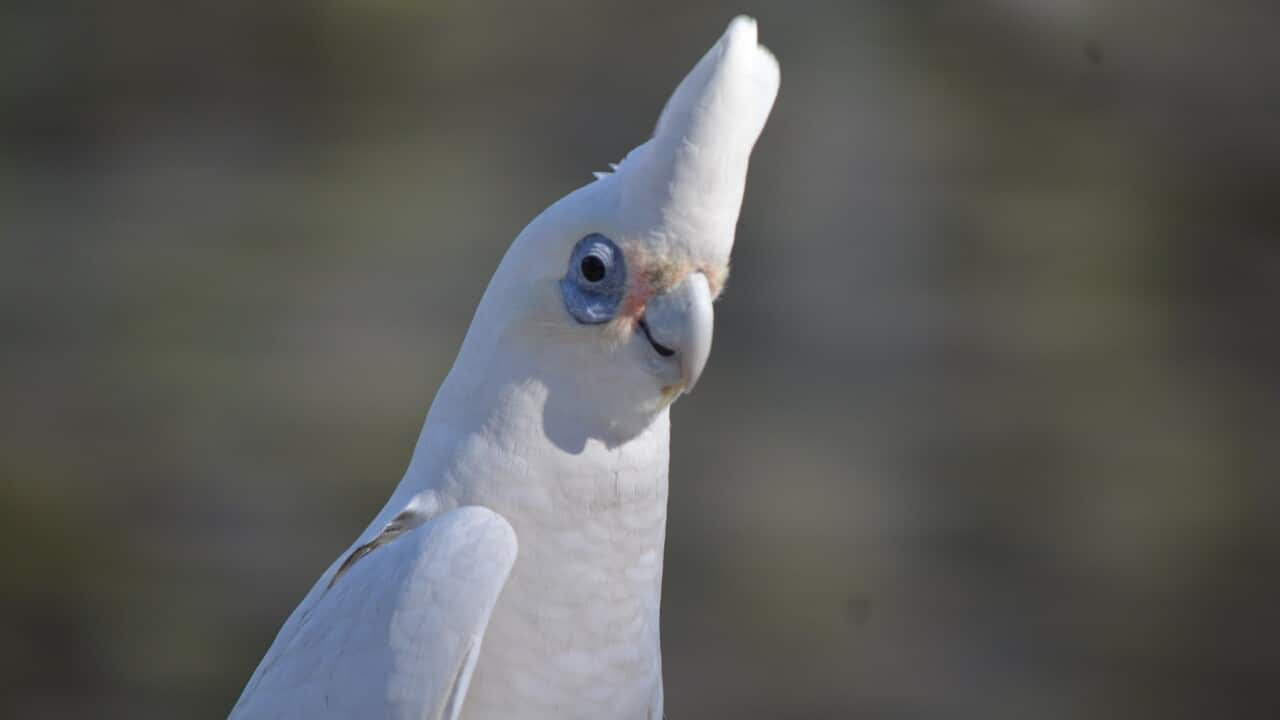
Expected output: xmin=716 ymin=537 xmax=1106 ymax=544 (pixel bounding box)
xmin=230 ymin=506 xmax=518 ymax=720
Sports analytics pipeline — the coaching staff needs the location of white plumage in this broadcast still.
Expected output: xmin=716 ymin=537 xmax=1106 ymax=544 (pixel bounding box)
xmin=232 ymin=16 xmax=778 ymax=720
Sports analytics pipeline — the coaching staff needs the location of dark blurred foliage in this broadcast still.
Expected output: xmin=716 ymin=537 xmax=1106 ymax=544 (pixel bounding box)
xmin=3 ymin=1 xmax=1279 ymax=718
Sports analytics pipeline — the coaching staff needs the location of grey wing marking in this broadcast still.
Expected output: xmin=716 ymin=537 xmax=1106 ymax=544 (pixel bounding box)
xmin=328 ymin=508 xmax=428 ymax=589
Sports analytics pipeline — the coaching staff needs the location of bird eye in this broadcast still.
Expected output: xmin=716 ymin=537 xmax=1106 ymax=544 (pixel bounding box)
xmin=561 ymin=234 xmax=626 ymax=324
xmin=580 ymin=255 xmax=606 ymax=283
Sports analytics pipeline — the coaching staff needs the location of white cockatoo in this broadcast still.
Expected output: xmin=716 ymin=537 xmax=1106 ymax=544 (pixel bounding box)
xmin=231 ymin=16 xmax=778 ymax=720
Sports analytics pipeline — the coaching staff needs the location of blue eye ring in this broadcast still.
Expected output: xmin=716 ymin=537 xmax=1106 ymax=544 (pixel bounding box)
xmin=560 ymin=234 xmax=626 ymax=325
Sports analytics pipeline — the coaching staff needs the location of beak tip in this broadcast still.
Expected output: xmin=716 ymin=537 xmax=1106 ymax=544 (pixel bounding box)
xmin=680 ymin=355 xmax=706 ymax=394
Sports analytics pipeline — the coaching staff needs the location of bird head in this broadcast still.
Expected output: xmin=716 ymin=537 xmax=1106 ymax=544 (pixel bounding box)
xmin=454 ymin=17 xmax=778 ymax=441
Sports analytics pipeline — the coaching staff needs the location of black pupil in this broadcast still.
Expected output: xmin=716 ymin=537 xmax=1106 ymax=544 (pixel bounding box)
xmin=580 ymin=255 xmax=607 ymax=283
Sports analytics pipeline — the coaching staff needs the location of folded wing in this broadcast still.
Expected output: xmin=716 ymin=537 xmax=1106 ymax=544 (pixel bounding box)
xmin=231 ymin=506 xmax=518 ymax=720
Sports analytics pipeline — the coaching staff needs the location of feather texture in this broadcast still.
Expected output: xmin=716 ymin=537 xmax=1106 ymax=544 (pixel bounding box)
xmin=232 ymin=17 xmax=778 ymax=720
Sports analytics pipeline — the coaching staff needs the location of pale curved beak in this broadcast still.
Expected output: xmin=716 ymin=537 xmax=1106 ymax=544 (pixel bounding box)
xmin=639 ymin=272 xmax=715 ymax=393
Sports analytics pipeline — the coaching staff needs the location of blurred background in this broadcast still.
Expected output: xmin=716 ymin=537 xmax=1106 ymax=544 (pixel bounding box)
xmin=3 ymin=1 xmax=1279 ymax=717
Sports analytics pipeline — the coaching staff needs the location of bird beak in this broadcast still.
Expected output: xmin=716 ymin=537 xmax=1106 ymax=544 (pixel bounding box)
xmin=639 ymin=272 xmax=715 ymax=394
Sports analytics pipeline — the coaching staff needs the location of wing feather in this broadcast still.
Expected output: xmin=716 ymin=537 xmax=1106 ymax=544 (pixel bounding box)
xmin=231 ymin=506 xmax=517 ymax=720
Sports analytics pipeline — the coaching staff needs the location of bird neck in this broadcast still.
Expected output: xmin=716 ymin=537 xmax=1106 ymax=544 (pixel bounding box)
xmin=396 ymin=347 xmax=672 ymax=514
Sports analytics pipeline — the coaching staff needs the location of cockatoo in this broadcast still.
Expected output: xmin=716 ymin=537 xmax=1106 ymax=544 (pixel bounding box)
xmin=231 ymin=16 xmax=778 ymax=720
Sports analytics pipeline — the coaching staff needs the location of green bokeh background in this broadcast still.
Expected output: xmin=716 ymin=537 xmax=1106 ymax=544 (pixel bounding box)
xmin=3 ymin=1 xmax=1278 ymax=717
